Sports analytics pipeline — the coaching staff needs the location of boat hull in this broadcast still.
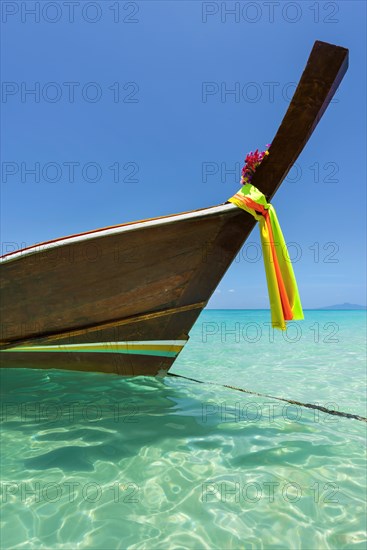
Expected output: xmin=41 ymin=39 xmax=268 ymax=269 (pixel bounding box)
xmin=0 ymin=205 xmax=250 ymax=375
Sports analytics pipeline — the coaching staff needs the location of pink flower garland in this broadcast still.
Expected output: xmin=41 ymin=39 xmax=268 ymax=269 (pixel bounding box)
xmin=241 ymin=144 xmax=271 ymax=185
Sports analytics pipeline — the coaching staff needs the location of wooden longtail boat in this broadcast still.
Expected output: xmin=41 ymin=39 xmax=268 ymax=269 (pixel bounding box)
xmin=0 ymin=41 xmax=348 ymax=376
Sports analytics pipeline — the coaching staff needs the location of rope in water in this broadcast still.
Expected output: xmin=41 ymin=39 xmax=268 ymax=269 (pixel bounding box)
xmin=167 ymin=372 xmax=367 ymax=423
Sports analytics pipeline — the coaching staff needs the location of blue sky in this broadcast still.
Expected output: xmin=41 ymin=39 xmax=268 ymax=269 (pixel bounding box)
xmin=1 ymin=0 xmax=366 ymax=308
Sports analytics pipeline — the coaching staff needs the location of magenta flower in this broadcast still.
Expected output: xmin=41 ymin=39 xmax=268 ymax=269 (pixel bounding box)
xmin=241 ymin=144 xmax=271 ymax=185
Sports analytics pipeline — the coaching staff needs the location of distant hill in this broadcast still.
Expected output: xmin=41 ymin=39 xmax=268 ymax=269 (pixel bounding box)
xmin=319 ymin=303 xmax=366 ymax=310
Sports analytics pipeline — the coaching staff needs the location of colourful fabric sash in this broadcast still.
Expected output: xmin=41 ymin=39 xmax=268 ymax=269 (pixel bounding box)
xmin=229 ymin=184 xmax=303 ymax=330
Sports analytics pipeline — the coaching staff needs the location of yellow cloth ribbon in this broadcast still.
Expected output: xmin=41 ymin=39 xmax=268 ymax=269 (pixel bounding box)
xmin=229 ymin=184 xmax=303 ymax=330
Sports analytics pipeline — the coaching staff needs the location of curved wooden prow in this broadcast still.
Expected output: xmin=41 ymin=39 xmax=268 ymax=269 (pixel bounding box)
xmin=0 ymin=41 xmax=349 ymax=375
xmin=252 ymin=40 xmax=349 ymax=198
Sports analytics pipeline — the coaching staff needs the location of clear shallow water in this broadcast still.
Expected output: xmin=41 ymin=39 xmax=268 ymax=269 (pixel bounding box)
xmin=1 ymin=311 xmax=366 ymax=549
xmin=174 ymin=310 xmax=367 ymax=418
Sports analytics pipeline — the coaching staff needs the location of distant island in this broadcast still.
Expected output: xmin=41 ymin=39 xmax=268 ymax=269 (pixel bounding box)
xmin=318 ymin=303 xmax=366 ymax=310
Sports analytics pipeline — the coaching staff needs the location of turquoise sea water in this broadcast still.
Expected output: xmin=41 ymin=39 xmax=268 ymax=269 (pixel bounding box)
xmin=1 ymin=310 xmax=366 ymax=549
